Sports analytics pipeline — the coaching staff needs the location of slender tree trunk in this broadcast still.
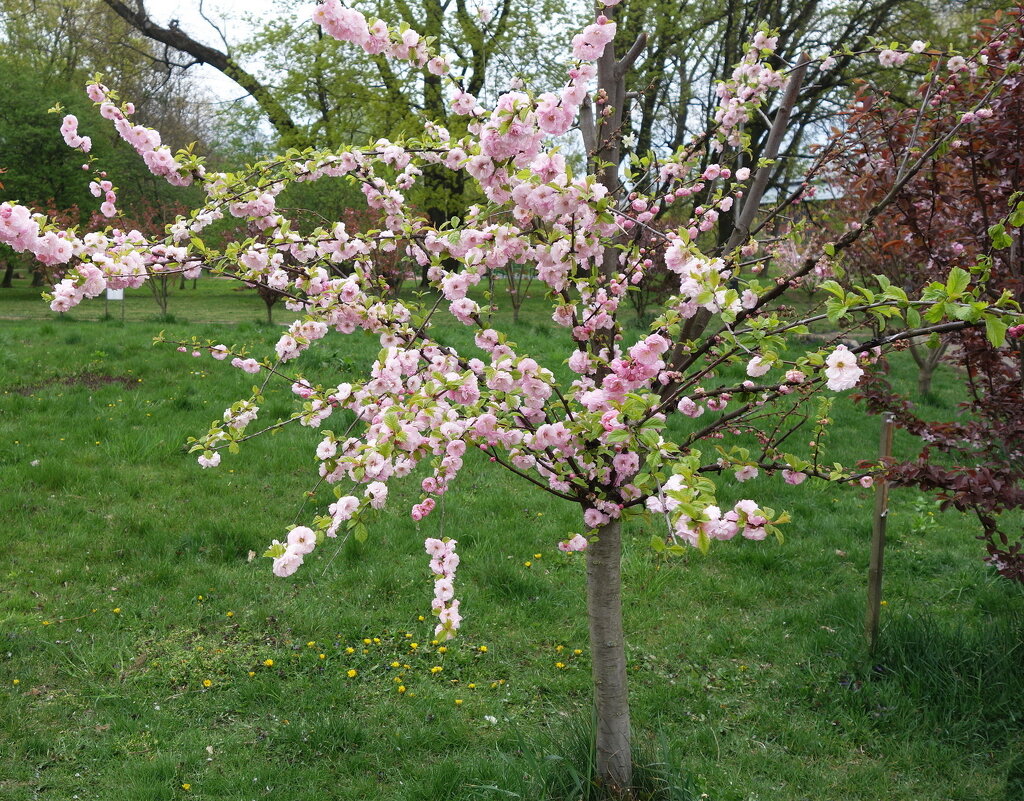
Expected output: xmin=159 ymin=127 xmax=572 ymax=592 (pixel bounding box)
xmin=917 ymin=362 xmax=934 ymax=396
xmin=586 ymin=518 xmax=631 ymax=792
xmin=1 ymin=260 xmax=13 ymax=288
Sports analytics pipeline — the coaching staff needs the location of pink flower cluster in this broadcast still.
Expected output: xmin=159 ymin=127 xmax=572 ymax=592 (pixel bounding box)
xmin=425 ymin=537 xmax=461 ymax=639
xmin=88 ymin=84 xmax=191 ymax=187
xmin=571 ymin=15 xmax=617 ymax=61
xmin=60 ymin=115 xmax=91 ymax=153
xmin=89 ymin=178 xmax=118 ymax=217
xmin=313 ymin=0 xmax=445 ymax=71
xmin=272 ymin=525 xmax=318 ymax=577
xmin=0 ymin=203 xmax=73 ymax=269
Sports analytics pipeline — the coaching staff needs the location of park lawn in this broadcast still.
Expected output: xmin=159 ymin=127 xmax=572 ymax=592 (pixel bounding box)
xmin=0 ymin=282 xmax=1022 ymax=801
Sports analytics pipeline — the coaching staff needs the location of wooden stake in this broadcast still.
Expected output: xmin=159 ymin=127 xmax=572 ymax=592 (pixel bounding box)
xmin=866 ymin=413 xmax=896 ymax=653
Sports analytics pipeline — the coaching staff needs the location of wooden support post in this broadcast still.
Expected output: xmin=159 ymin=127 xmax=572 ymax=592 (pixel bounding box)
xmin=866 ymin=413 xmax=896 ymax=653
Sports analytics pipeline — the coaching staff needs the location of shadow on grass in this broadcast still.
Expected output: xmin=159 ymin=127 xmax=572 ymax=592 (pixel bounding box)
xmin=468 ymin=714 xmax=702 ymax=801
xmin=835 ymin=604 xmax=1024 ymax=745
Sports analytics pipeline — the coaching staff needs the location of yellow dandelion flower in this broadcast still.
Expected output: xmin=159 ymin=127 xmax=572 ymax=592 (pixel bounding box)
xmin=226 ymin=611 xmax=234 ymax=617
xmin=42 ymin=621 xmax=51 ymax=626
xmin=307 ymin=641 xmax=316 ymax=648
xmin=391 ymin=661 xmax=401 ymax=668
xmin=430 ymin=666 xmax=443 ymax=674
xmin=479 ymin=645 xmax=488 ymax=653
xmin=410 ymin=642 xmax=419 ymax=649
xmin=573 ymin=649 xmax=583 ymax=655
xmin=248 ymin=671 xmax=255 ymax=677
xmin=263 ymin=659 xmax=274 ymax=667
xmin=417 ymin=616 xmax=425 ymax=621
xmin=524 ymin=561 xmax=532 ymax=567
xmin=437 ymin=646 xmax=448 ymax=654
xmin=398 ymin=685 xmax=406 ymax=693
xmin=347 ymin=669 xmax=357 ymax=678
xmin=534 ymin=553 xmax=542 ymax=559
xmin=467 ymin=683 xmax=476 ymax=689
xmin=373 ymin=637 xmax=381 ymax=644
xmin=454 ymin=699 xmax=463 ymax=706
xmin=363 ymin=638 xmax=372 ymax=645
xmin=319 ymin=654 xmax=325 ymax=659
xmin=202 ymin=679 xmax=212 ymax=688
xmin=555 ymin=662 xmax=565 ymax=669
xmin=12 ymin=679 xmax=20 ymax=685
xmin=345 ymin=647 xmax=355 ymax=654
xmin=182 ymin=784 xmax=191 ymax=791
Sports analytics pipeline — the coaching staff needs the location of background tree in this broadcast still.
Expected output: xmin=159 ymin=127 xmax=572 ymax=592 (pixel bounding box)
xmin=837 ymin=8 xmax=1024 ymax=582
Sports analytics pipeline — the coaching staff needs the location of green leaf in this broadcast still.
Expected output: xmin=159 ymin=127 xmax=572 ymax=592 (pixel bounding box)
xmin=945 ymin=267 xmax=971 ymax=297
xmin=649 ymin=535 xmax=666 ymax=553
xmin=986 ymin=316 xmax=1009 ymax=347
xmin=697 ymin=528 xmax=710 ymax=555
xmin=263 ymin=543 xmax=286 ymax=559
xmin=906 ymin=306 xmax=921 ymax=328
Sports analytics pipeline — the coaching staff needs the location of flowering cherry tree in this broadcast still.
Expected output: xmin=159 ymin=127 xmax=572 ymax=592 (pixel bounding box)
xmin=3 ymin=2 xmax=1023 ymax=792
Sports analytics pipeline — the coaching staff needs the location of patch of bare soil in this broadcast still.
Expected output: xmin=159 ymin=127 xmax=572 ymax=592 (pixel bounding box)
xmin=9 ymin=371 xmax=137 ymax=396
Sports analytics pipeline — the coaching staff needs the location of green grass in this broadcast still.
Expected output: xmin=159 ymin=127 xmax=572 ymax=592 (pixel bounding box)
xmin=1 ymin=278 xmax=1022 ymax=800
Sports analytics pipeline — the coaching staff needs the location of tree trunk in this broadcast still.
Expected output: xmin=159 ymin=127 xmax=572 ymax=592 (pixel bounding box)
xmin=586 ymin=518 xmax=632 ymax=792
xmin=1 ymin=260 xmax=13 ymax=288
xmin=917 ymin=362 xmax=934 ymax=396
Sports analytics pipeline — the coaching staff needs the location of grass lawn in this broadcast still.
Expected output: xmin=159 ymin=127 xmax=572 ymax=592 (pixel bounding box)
xmin=1 ymin=275 xmax=1022 ymax=800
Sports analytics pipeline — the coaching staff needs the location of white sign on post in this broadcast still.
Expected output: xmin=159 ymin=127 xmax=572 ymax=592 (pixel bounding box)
xmin=106 ymin=288 xmax=124 ymax=300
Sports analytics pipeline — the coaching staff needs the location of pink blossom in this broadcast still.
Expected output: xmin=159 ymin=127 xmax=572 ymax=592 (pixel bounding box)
xmin=558 ymin=534 xmax=589 ymax=552
xmin=197 ymin=451 xmax=221 ymax=468
xmin=735 ymin=465 xmax=759 ymax=482
xmin=782 ymin=469 xmax=807 ymax=485
xmin=824 ymin=345 xmax=864 ymax=391
xmin=287 ymin=525 xmax=317 ymax=555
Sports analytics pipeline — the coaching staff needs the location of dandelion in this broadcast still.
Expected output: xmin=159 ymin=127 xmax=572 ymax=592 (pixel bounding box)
xmin=468 ymin=683 xmax=476 ymax=689
xmin=263 ymin=659 xmax=274 ymax=667
xmin=455 ymin=699 xmax=463 ymax=706
xmin=555 ymin=662 xmax=566 ymax=669
xmin=345 ymin=646 xmax=355 ymax=654
xmin=226 ymin=611 xmax=234 ymax=617
xmin=112 ymin=608 xmax=121 ymax=614
xmin=410 ymin=642 xmax=419 ymax=649
xmin=430 ymin=666 xmax=443 ymax=674
xmin=307 ymin=641 xmax=316 ymax=647
xmin=417 ymin=615 xmax=425 ymax=622
xmin=203 ymin=679 xmax=212 ymax=688
xmin=478 ymin=646 xmax=488 ymax=653
xmin=437 ymin=646 xmax=448 ymax=654
xmin=573 ymin=649 xmax=583 ymax=655
xmin=319 ymin=654 xmax=325 ymax=659
xmin=182 ymin=784 xmax=191 ymax=791
xmin=534 ymin=553 xmax=542 ymax=559
xmin=391 ymin=661 xmax=400 ymax=668
xmin=362 ymin=638 xmax=371 ymax=645
xmin=347 ymin=669 xmax=357 ymax=678
xmin=398 ymin=685 xmax=406 ymax=693
xmin=524 ymin=561 xmax=532 ymax=567
xmin=248 ymin=671 xmax=255 ymax=677
xmin=12 ymin=679 xmax=19 ymax=685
